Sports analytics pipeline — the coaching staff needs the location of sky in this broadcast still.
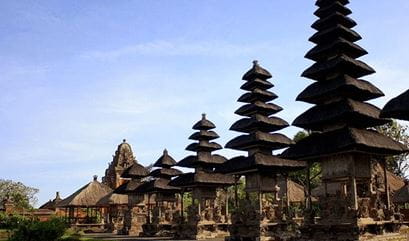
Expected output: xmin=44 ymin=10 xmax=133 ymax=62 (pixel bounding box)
xmin=1 ymin=0 xmax=409 ymax=207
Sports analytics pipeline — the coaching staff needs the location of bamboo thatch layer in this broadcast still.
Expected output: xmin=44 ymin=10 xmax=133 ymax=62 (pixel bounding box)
xmin=58 ymin=179 xmax=112 ymax=207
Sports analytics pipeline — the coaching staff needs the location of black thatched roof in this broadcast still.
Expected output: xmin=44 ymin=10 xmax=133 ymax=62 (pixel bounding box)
xmin=309 ymin=24 xmax=361 ymax=45
xmin=97 ymin=192 xmax=128 ymax=206
xmin=282 ymin=127 xmax=408 ymax=160
xmin=381 ymin=90 xmax=409 ymax=121
xmin=153 ymin=149 xmax=177 ymax=168
xmin=121 ymin=163 xmax=149 ymax=179
xmin=296 ymin=75 xmax=384 ymax=104
xmin=316 ymin=0 xmax=349 ymax=7
xmin=113 ymin=179 xmax=144 ymax=194
xmin=305 ymin=38 xmax=367 ymax=62
xmin=238 ymin=89 xmax=278 ymax=103
xmin=177 ymin=154 xmax=227 ymax=168
xmin=314 ymin=1 xmax=351 ymax=18
xmin=230 ymin=114 xmax=289 ymax=133
xmin=185 ymin=142 xmax=222 ymax=152
xmin=169 ymin=171 xmax=235 ymax=188
xmin=175 ymin=114 xmax=230 ymax=188
xmin=225 ymin=132 xmax=294 ymax=152
xmin=293 ymin=98 xmax=390 ymax=131
xmin=149 ymin=168 xmax=182 ymax=178
xmin=311 ymin=12 xmax=356 ymax=31
xmin=242 ymin=60 xmax=272 ymax=81
xmin=223 ymin=61 xmax=302 ymax=174
xmin=192 ymin=113 xmax=216 ymax=130
xmin=235 ymin=101 xmax=283 ymax=117
xmin=135 ymin=178 xmax=180 ymax=194
xmin=393 ymin=183 xmax=409 ymax=204
xmin=39 ymin=192 xmax=62 ymax=210
xmin=241 ymin=78 xmax=274 ymax=91
xmin=218 ymin=153 xmax=306 ymax=175
xmin=302 ymin=55 xmax=375 ymax=81
xmin=189 ymin=130 xmax=219 ymax=141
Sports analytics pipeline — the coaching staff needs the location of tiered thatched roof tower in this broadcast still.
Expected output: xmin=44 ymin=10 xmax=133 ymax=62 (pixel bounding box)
xmin=283 ymin=0 xmax=408 ymax=240
xmin=170 ymin=114 xmax=234 ymax=240
xmin=135 ymin=150 xmax=181 ymax=236
xmin=220 ymin=61 xmax=305 ymax=241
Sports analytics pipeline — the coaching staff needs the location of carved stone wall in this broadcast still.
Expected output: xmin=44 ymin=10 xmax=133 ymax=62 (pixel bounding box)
xmin=102 ymin=140 xmax=136 ymax=189
xmin=176 ymin=188 xmax=230 ymax=240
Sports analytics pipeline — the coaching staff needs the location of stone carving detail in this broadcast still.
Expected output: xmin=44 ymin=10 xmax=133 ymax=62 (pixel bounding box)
xmin=102 ymin=140 xmax=136 ymax=189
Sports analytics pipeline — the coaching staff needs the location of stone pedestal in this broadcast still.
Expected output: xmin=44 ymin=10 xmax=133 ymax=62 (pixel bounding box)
xmin=175 ymin=189 xmax=230 ymax=240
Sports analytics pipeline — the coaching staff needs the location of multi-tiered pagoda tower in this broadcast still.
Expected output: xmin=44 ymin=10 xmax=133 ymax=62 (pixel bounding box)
xmin=170 ymin=114 xmax=234 ymax=240
xmin=108 ymin=161 xmax=148 ymax=235
xmin=136 ymin=149 xmax=182 ymax=236
xmin=220 ymin=61 xmax=306 ymax=241
xmin=283 ymin=0 xmax=409 ymax=240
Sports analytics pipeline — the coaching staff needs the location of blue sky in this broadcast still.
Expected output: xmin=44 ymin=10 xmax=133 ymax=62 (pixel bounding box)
xmin=1 ymin=0 xmax=408 ymax=206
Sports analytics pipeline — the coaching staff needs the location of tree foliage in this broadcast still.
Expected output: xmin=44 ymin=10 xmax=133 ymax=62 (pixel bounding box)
xmin=8 ymin=217 xmax=67 ymax=241
xmin=375 ymin=120 xmax=409 ymax=178
xmin=0 ymin=179 xmax=39 ymax=209
xmin=289 ymin=131 xmax=322 ymax=190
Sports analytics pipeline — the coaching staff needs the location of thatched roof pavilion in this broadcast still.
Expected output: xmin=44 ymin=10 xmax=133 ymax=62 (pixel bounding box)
xmin=58 ymin=176 xmax=112 ymax=225
xmin=58 ymin=176 xmax=112 ymax=208
xmin=381 ymin=90 xmax=409 ymax=121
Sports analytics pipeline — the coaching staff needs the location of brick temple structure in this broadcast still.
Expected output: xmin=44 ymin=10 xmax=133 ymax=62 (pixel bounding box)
xmin=219 ymin=61 xmax=306 ymax=241
xmin=170 ymin=114 xmax=235 ymax=240
xmin=283 ymin=0 xmax=409 ymax=240
xmin=103 ymin=139 xmax=137 ymax=189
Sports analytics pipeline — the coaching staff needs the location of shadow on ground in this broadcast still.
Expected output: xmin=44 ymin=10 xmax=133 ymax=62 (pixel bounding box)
xmin=83 ymin=233 xmax=224 ymax=241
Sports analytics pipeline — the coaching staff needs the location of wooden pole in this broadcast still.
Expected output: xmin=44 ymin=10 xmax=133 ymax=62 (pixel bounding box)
xmin=234 ymin=175 xmax=239 ymax=208
xmin=180 ymin=192 xmax=184 ymax=222
xmin=147 ymin=193 xmax=151 ymax=224
xmin=350 ymin=161 xmax=358 ymax=211
xmin=285 ymin=175 xmax=290 ymax=214
xmin=306 ymin=161 xmax=312 ymax=210
xmin=382 ymin=159 xmax=391 ymax=209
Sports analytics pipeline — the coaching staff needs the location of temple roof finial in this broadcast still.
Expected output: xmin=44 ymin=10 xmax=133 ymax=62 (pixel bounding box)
xmin=202 ymin=113 xmax=206 ymax=120
xmin=122 ymin=139 xmax=126 ymax=143
xmin=253 ymin=60 xmax=259 ymax=66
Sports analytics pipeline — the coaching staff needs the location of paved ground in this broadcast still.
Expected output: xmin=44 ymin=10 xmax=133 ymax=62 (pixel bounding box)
xmin=82 ymin=233 xmax=224 ymax=241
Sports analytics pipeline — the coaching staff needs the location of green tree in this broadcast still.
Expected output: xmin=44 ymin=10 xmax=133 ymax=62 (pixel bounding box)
xmin=0 ymin=179 xmax=39 ymax=209
xmin=375 ymin=120 xmax=409 ymax=178
xmin=289 ymin=131 xmax=322 ymax=190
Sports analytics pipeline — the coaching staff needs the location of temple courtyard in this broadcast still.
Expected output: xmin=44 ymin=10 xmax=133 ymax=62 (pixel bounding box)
xmin=1 ymin=0 xmax=409 ymax=241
